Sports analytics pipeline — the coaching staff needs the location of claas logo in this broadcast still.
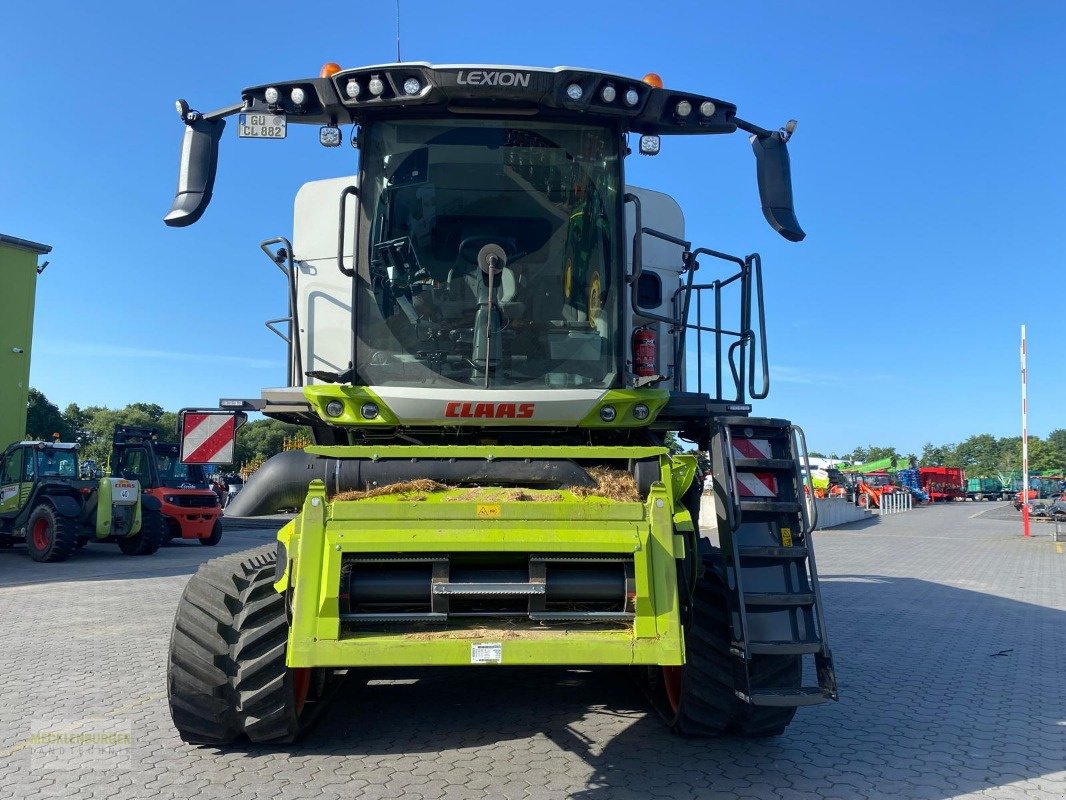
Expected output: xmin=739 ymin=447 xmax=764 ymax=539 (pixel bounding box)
xmin=444 ymin=402 xmax=535 ymax=419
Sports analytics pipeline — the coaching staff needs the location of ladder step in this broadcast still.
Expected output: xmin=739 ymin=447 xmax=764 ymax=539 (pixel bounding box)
xmin=747 ymin=687 xmax=829 ymax=707
xmin=745 ymin=592 xmax=814 ymax=607
xmin=734 ymin=458 xmax=796 ymax=471
xmin=738 ymin=545 xmax=808 ymax=559
xmin=738 ymin=500 xmax=802 ymax=514
xmin=748 ymin=640 xmax=823 ymax=655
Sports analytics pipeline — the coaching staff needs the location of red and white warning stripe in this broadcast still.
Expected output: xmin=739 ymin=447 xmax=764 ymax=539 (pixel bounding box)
xmin=735 ymin=471 xmax=778 ymax=498
xmin=732 ymin=438 xmax=772 ymax=460
xmin=181 ymin=413 xmax=237 ymax=465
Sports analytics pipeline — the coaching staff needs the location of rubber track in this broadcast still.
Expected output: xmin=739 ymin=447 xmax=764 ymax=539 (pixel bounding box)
xmin=669 ymin=552 xmax=800 ymax=737
xmin=167 ymin=544 xmax=290 ymax=744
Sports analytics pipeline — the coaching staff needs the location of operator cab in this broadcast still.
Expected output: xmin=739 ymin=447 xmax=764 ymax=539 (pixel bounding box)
xmin=166 ymin=63 xmax=804 ymax=442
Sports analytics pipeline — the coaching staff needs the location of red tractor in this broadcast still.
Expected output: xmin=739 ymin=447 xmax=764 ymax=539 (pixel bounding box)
xmin=110 ymin=426 xmax=222 ymax=545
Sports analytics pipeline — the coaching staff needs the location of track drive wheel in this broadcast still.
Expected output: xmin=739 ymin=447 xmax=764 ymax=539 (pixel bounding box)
xmin=26 ymin=504 xmax=78 ymax=563
xmin=654 ymin=550 xmax=801 ymax=738
xmin=167 ymin=545 xmax=329 ymax=745
xmin=118 ymin=510 xmax=165 ymax=556
xmin=199 ymin=519 xmax=223 ymax=547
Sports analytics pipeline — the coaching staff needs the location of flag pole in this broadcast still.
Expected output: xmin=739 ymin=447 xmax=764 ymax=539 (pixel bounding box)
xmin=1021 ymin=324 xmax=1030 ymax=538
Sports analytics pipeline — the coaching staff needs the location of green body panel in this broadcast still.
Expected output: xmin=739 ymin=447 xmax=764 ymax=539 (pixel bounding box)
xmin=93 ymin=478 xmax=142 ymax=538
xmin=304 ymin=386 xmax=400 ymax=426
xmin=305 ymin=444 xmax=669 ymax=460
xmin=279 ymin=446 xmax=693 ymax=669
xmin=574 ymin=388 xmax=670 ymax=428
xmin=0 ymin=240 xmax=45 ymax=447
xmin=95 ymin=477 xmax=112 ymax=537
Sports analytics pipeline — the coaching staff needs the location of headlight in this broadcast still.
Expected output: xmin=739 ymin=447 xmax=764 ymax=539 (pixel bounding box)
xmin=368 ymin=76 xmax=385 ymax=96
xmin=699 ymin=100 xmax=716 ymax=117
xmin=624 ymin=88 xmax=640 ymax=106
xmin=360 ymin=402 xmax=380 ymax=420
xmin=319 ymin=126 xmax=342 ymax=147
xmin=675 ymin=100 xmax=692 ymax=117
xmin=599 ymin=406 xmax=617 ymax=422
xmin=345 ymin=79 xmax=361 ymax=99
xmin=403 ymin=77 xmax=421 ymax=95
xmin=290 ymin=87 xmax=306 ymax=105
xmin=632 ymin=404 xmax=650 ymax=420
xmin=264 ymin=87 xmax=280 ymax=104
xmin=566 ymin=83 xmax=583 ymax=101
xmin=600 ymin=84 xmax=616 ymax=103
xmin=164 ymin=495 xmax=176 ymax=503
xmin=325 ymin=400 xmax=344 ymax=418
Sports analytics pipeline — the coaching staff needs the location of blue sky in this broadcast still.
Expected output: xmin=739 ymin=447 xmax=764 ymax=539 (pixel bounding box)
xmin=3 ymin=1 xmax=1064 ymax=455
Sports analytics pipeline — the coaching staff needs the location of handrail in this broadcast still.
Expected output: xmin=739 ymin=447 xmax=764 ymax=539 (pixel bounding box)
xmin=746 ymin=254 xmax=769 ymax=399
xmin=337 ymin=186 xmax=359 ymax=277
xmin=259 ymin=236 xmax=303 ymax=387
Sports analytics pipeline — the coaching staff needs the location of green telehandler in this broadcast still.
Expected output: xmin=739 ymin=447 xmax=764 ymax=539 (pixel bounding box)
xmin=0 ymin=439 xmax=165 ymax=561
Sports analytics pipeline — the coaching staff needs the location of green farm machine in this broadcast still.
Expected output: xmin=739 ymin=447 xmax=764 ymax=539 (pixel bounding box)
xmin=164 ymin=61 xmax=837 ymax=743
xmin=0 ymin=439 xmax=165 ymax=561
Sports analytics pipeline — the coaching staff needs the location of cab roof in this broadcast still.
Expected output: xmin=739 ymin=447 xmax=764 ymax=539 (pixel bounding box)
xmin=238 ymin=62 xmax=738 ymax=136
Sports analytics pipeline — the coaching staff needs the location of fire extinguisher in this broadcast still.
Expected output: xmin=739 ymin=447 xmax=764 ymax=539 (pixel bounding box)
xmin=633 ymin=326 xmax=657 ymax=377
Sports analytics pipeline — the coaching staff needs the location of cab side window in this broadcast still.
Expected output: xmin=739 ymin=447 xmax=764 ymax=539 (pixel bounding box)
xmin=20 ymin=450 xmax=34 ymax=481
xmin=1 ymin=450 xmax=21 ymax=484
xmin=121 ymin=449 xmax=150 ymax=484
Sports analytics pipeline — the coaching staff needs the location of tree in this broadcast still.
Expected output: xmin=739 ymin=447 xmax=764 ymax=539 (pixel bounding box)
xmin=233 ymin=419 xmax=305 ymax=467
xmin=954 ymin=434 xmax=1000 ymax=475
xmin=26 ymin=388 xmax=72 ymax=441
xmin=921 ymin=442 xmax=954 ymax=466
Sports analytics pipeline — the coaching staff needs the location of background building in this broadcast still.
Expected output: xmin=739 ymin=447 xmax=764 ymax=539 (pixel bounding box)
xmin=0 ymin=234 xmax=51 ymax=445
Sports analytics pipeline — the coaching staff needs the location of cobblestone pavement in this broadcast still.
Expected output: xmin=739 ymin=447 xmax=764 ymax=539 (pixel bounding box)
xmin=1 ymin=503 xmax=1063 ymax=799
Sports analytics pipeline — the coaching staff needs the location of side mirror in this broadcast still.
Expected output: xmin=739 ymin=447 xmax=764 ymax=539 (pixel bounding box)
xmin=164 ymin=115 xmax=225 ymax=227
xmin=751 ymin=131 xmax=805 ymax=242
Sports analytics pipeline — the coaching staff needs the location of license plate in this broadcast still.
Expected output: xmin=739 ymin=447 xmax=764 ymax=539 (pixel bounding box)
xmin=238 ymin=113 xmax=287 ymax=139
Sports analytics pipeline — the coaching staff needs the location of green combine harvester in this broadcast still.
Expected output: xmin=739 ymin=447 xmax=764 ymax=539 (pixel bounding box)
xmin=163 ymin=61 xmax=837 ymax=744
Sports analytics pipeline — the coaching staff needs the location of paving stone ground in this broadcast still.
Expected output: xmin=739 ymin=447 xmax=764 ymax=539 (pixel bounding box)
xmin=1 ymin=503 xmax=1063 ymax=799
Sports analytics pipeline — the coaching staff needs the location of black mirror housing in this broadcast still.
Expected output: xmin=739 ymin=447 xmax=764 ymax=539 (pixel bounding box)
xmin=164 ymin=117 xmax=225 ymax=227
xmin=751 ymin=131 xmax=805 ymax=242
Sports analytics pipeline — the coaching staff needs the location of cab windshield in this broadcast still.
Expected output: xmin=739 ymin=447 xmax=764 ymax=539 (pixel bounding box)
xmin=356 ymin=119 xmax=621 ymax=389
xmin=156 ymin=450 xmax=206 ymax=487
xmin=35 ymin=449 xmax=78 ymax=478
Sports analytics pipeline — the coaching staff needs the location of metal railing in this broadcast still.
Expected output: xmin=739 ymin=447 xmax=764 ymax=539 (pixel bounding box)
xmin=878 ymin=492 xmax=913 ymax=516
xmin=626 ymin=196 xmax=768 ymax=404
xmin=259 ymin=237 xmax=303 ymax=387
xmin=672 ymin=250 xmax=768 ymax=401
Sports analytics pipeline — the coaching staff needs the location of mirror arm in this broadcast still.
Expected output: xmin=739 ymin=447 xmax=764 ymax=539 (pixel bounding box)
xmin=733 ymin=116 xmax=774 ymax=139
xmin=197 ymin=102 xmax=245 ymax=123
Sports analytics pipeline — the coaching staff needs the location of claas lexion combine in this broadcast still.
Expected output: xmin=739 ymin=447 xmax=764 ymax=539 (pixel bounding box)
xmin=164 ymin=61 xmax=838 ymax=744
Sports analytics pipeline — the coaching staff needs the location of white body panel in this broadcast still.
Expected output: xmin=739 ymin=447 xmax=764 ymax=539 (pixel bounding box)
xmin=623 ymin=186 xmax=686 ymax=385
xmin=107 ymin=478 xmax=140 ymax=507
xmin=292 ymin=176 xmax=359 ymax=382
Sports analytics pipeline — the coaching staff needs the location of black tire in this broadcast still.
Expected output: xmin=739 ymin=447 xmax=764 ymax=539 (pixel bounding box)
xmin=168 ymin=545 xmax=319 ymax=745
xmin=199 ymin=519 xmax=223 ymax=547
xmin=657 ymin=550 xmax=800 ymax=738
xmin=25 ymin=504 xmax=79 ymax=563
xmin=118 ymin=510 xmax=165 ymax=556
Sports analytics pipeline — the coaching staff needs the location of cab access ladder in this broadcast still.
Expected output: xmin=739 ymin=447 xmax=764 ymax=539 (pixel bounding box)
xmin=709 ymin=416 xmax=839 ymax=707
